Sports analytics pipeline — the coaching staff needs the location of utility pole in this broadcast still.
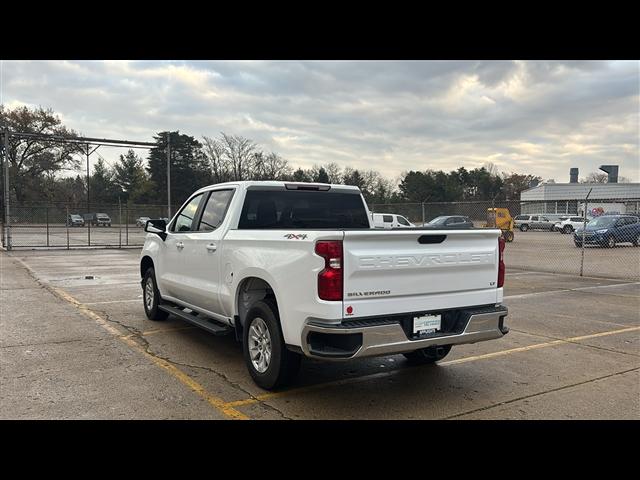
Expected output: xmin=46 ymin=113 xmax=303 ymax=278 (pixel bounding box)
xmin=167 ymin=132 xmax=171 ymax=218
xmin=3 ymin=129 xmax=11 ymax=250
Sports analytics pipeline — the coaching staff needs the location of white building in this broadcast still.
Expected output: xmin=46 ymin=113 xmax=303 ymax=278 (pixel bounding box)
xmin=520 ymin=183 xmax=640 ymax=215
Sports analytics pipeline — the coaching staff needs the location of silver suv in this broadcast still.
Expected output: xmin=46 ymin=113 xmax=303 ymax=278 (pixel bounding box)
xmin=514 ymin=214 xmax=555 ymax=232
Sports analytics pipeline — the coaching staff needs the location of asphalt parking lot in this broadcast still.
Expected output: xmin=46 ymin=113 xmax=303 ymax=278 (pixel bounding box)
xmin=1 ymin=248 xmax=639 ymax=419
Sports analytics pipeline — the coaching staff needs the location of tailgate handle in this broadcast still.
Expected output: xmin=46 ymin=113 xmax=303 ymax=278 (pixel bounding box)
xmin=418 ymin=235 xmax=446 ymax=244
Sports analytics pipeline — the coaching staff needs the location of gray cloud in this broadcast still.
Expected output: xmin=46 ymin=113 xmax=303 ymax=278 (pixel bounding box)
xmin=1 ymin=60 xmax=638 ymax=182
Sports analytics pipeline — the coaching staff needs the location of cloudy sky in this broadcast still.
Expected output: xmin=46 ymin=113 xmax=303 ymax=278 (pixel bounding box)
xmin=1 ymin=60 xmax=639 ymax=182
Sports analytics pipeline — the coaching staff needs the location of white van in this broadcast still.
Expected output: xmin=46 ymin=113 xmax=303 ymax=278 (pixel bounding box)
xmin=372 ymin=213 xmax=415 ymax=229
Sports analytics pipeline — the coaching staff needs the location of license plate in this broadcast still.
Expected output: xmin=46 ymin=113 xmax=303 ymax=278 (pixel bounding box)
xmin=413 ymin=314 xmax=441 ymax=334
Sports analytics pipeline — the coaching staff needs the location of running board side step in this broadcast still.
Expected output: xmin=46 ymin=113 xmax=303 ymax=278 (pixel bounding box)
xmin=158 ymin=305 xmax=232 ymax=336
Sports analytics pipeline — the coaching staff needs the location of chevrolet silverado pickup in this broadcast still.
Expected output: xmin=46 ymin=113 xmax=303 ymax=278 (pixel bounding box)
xmin=140 ymin=181 xmax=509 ymax=389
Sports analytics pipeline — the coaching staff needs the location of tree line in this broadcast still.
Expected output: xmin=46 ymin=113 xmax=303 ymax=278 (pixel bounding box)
xmin=3 ymin=104 xmax=593 ymax=211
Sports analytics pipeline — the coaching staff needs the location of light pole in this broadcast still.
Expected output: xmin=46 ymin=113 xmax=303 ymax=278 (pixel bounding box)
xmin=166 ymin=132 xmax=171 ymax=218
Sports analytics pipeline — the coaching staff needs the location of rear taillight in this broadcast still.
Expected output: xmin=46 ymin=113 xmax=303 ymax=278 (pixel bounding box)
xmin=498 ymin=236 xmax=505 ymax=288
xmin=315 ymin=240 xmax=343 ymax=301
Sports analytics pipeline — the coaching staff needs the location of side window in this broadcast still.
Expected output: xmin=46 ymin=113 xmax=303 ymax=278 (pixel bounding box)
xmin=397 ymin=216 xmax=410 ymax=226
xmin=383 ymin=215 xmax=393 ymax=223
xmin=198 ymin=190 xmax=234 ymax=231
xmin=172 ymin=194 xmax=204 ymax=232
xmin=531 ymin=216 xmax=539 ymax=221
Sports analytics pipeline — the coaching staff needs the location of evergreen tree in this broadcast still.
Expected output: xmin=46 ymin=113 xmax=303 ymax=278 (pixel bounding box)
xmin=113 ymin=149 xmax=147 ymax=203
xmin=146 ymin=131 xmax=212 ymax=206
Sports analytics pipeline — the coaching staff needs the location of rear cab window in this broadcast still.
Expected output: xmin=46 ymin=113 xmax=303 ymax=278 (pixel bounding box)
xmin=238 ymin=188 xmax=370 ymax=229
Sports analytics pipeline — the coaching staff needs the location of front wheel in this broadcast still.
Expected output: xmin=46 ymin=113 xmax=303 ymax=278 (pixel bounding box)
xmin=633 ymin=233 xmax=640 ymax=247
xmin=403 ymin=345 xmax=452 ymax=364
xmin=503 ymin=230 xmax=514 ymax=242
xmin=563 ymin=225 xmax=573 ymax=234
xmin=142 ymin=267 xmax=169 ymax=321
xmin=520 ymin=224 xmax=529 ymax=232
xmin=606 ymin=236 xmax=616 ymax=248
xmin=243 ymin=299 xmax=301 ymax=390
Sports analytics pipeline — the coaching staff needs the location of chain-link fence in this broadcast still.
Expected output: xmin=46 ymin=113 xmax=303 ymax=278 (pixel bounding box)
xmin=3 ymin=199 xmax=639 ymax=281
xmin=370 ymin=200 xmax=640 ymax=281
xmin=0 ymin=203 xmax=177 ymax=249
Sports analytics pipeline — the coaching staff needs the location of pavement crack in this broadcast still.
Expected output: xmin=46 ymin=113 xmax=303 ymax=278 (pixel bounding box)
xmin=141 ymin=348 xmax=292 ymax=420
xmin=443 ymin=366 xmax=640 ymax=419
xmin=0 ymin=338 xmax=98 ymax=349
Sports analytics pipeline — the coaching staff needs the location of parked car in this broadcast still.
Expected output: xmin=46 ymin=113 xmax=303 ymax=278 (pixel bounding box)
xmin=513 ymin=214 xmax=555 ymax=232
xmin=554 ymin=216 xmax=586 ymax=234
xmin=136 ymin=216 xmax=151 ymax=227
xmin=428 ymin=215 xmax=474 ymax=228
xmin=574 ymin=215 xmax=640 ymax=248
xmin=66 ymin=214 xmax=85 ymax=227
xmin=82 ymin=213 xmax=111 ymax=227
xmin=140 ymin=181 xmax=508 ymax=389
xmin=371 ymin=213 xmax=414 ymax=229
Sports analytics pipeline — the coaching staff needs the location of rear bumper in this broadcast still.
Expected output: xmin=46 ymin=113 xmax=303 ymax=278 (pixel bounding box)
xmin=301 ymin=305 xmax=508 ymax=360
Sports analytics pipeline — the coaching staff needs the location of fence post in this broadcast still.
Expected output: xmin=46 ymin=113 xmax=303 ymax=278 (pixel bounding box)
xmin=580 ymin=188 xmax=592 ymax=277
xmin=3 ymin=129 xmax=11 ymax=250
xmin=125 ymin=207 xmax=129 ymax=246
xmin=46 ymin=205 xmax=50 ymax=247
xmin=421 ymin=201 xmax=425 ymax=226
xmin=118 ymin=198 xmax=122 ymax=248
xmin=66 ymin=205 xmax=70 ymax=250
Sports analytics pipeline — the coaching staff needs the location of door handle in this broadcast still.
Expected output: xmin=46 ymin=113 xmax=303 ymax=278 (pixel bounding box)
xmin=176 ymin=241 xmax=184 ymax=250
xmin=206 ymin=243 xmax=217 ymax=252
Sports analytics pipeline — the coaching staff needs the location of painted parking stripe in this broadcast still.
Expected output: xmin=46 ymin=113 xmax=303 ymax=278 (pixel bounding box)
xmin=223 ymin=325 xmax=640 ymax=409
xmin=12 ymin=257 xmax=248 ymax=420
xmin=504 ymin=282 xmax=640 ymax=299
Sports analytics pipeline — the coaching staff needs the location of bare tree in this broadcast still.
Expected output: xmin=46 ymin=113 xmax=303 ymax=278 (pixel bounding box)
xmin=324 ymin=162 xmax=342 ymax=184
xmin=202 ymin=136 xmax=231 ymax=183
xmin=1 ymin=105 xmax=83 ymax=202
xmin=581 ymin=172 xmax=630 ymax=183
xmin=258 ymin=152 xmax=291 ymax=180
xmin=219 ymin=133 xmax=257 ymax=181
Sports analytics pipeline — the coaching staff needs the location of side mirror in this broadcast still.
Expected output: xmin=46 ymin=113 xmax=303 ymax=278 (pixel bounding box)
xmin=145 ymin=219 xmax=167 ymax=241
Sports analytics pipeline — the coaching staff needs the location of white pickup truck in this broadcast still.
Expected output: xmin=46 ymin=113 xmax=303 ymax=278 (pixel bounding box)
xmin=140 ymin=181 xmax=508 ymax=389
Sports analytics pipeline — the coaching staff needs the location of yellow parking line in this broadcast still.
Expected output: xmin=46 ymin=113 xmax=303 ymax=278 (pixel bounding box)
xmin=224 ymin=325 xmax=640 ymax=409
xmin=49 ymin=285 xmax=248 ymax=420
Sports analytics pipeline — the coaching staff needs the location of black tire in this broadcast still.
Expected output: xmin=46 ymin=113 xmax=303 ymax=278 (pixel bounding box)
xmin=606 ymin=236 xmax=616 ymax=248
xmin=520 ymin=224 xmax=529 ymax=232
xmin=243 ymin=299 xmax=301 ymax=390
xmin=503 ymin=230 xmax=514 ymax=242
xmin=142 ymin=267 xmax=169 ymax=321
xmin=403 ymin=344 xmax=452 ymax=364
xmin=574 ymin=241 xmax=582 ymax=248
xmin=633 ymin=233 xmax=640 ymax=247
xmin=562 ymin=225 xmax=572 ymax=234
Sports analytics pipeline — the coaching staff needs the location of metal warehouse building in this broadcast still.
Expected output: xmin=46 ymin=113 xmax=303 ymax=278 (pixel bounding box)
xmin=520 ymin=182 xmax=640 ymax=216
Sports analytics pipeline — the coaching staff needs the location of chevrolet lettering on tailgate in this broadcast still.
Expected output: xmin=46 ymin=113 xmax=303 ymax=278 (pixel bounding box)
xmin=357 ymin=252 xmax=494 ymax=269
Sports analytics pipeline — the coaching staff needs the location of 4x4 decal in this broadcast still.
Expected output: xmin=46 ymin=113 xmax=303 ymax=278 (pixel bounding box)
xmin=283 ymin=233 xmax=308 ymax=240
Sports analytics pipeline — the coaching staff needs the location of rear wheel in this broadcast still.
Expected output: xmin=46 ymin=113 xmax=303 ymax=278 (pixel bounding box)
xmin=142 ymin=267 xmax=169 ymax=321
xmin=607 ymin=236 xmax=616 ymax=248
xmin=403 ymin=345 xmax=452 ymax=364
xmin=243 ymin=299 xmax=301 ymax=390
xmin=520 ymin=224 xmax=529 ymax=232
xmin=563 ymin=225 xmax=573 ymax=234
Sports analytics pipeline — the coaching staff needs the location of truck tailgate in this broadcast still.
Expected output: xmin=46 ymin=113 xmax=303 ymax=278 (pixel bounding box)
xmin=342 ymin=229 xmax=501 ymax=318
